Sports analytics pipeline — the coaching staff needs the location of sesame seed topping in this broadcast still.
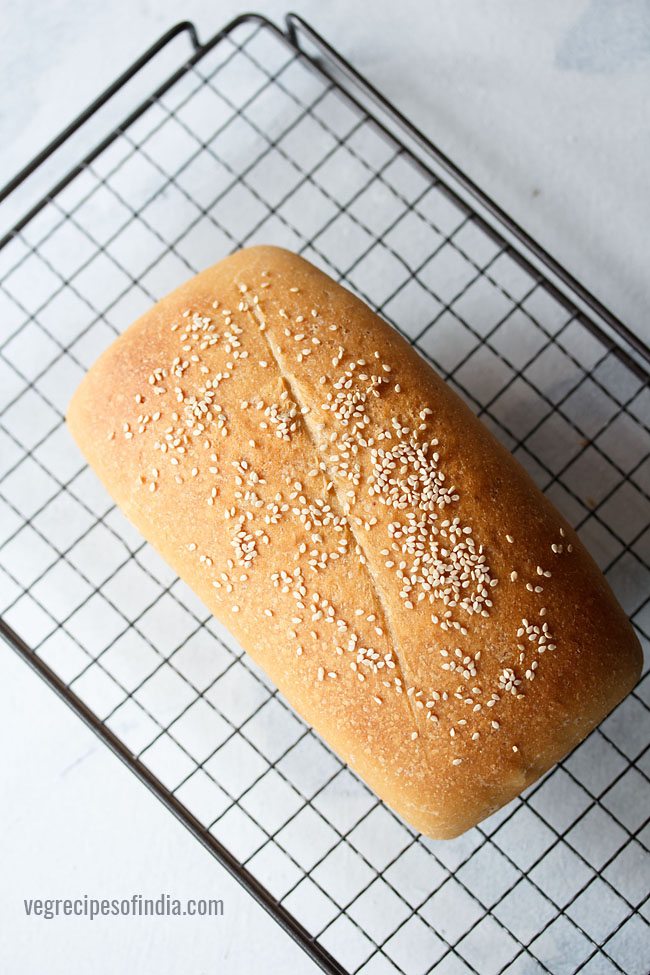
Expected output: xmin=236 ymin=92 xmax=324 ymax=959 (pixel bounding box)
xmin=113 ymin=273 xmax=569 ymax=752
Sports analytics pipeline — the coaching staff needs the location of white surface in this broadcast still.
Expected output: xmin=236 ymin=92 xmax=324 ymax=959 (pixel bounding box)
xmin=1 ymin=1 xmax=649 ymax=973
xmin=2 ymin=0 xmax=650 ymax=340
xmin=0 ymin=649 xmax=314 ymax=975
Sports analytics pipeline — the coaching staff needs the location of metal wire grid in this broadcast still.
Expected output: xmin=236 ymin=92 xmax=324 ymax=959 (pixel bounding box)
xmin=0 ymin=15 xmax=649 ymax=975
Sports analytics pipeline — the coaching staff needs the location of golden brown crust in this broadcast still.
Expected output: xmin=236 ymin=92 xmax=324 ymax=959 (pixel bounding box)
xmin=67 ymin=246 xmax=642 ymax=838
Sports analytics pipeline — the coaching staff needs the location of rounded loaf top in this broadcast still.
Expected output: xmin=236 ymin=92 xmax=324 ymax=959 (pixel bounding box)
xmin=67 ymin=245 xmax=642 ymax=837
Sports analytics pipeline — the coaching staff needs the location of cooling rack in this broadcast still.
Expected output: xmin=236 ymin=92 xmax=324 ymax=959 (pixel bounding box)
xmin=1 ymin=13 xmax=649 ymax=975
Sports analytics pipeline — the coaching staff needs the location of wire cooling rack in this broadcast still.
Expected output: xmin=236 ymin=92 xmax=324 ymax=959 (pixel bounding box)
xmin=1 ymin=14 xmax=649 ymax=975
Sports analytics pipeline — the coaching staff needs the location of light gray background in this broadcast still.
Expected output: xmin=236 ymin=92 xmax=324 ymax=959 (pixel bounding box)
xmin=1 ymin=1 xmax=649 ymax=972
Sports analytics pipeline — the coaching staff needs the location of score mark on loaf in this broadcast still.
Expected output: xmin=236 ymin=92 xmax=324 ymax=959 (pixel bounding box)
xmin=67 ymin=246 xmax=642 ymax=838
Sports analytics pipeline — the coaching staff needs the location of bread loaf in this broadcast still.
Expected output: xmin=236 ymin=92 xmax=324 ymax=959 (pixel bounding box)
xmin=67 ymin=246 xmax=642 ymax=838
